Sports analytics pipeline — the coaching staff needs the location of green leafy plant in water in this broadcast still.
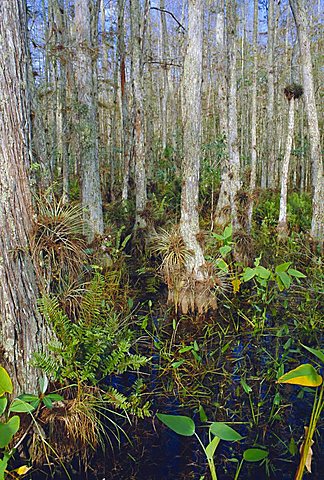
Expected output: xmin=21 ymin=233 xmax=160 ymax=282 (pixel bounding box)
xmin=240 ymin=256 xmax=306 ymax=329
xmin=0 ymin=367 xmax=56 ymax=479
xmin=157 ymin=413 xmax=268 ymax=480
xmin=277 ymin=345 xmax=324 ymax=480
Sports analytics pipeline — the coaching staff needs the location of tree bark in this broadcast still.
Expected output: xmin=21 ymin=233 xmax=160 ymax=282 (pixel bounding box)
xmin=130 ymin=0 xmax=148 ymax=229
xmin=75 ymin=0 xmax=103 ymax=240
xmin=0 ymin=0 xmax=48 ymax=393
xmin=227 ymin=0 xmax=242 ymax=231
xmin=247 ymin=0 xmax=258 ymax=232
xmin=289 ymin=0 xmax=323 ymax=246
xmin=278 ymin=98 xmax=295 ymax=236
xmin=180 ymin=0 xmax=204 ymax=276
xmin=215 ymin=0 xmax=230 ymax=227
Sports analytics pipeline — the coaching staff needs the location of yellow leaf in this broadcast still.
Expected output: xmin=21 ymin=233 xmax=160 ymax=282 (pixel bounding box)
xmin=232 ymin=278 xmax=241 ymax=293
xmin=14 ymin=465 xmax=31 ymax=475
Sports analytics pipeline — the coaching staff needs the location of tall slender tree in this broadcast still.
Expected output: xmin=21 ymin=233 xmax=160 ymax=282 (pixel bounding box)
xmin=0 ymin=0 xmax=48 ymax=393
xmin=130 ymin=0 xmax=148 ymax=229
xmin=227 ymin=0 xmax=242 ymax=231
xmin=74 ymin=0 xmax=103 ymax=240
xmin=289 ymin=0 xmax=323 ymax=247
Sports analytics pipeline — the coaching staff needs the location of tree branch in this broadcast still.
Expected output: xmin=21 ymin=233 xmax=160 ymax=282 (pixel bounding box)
xmin=150 ymin=6 xmax=186 ymax=32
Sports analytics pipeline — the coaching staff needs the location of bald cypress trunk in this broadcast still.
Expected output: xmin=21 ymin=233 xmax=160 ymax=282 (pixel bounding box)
xmin=75 ymin=0 xmax=103 ymax=240
xmin=130 ymin=0 xmax=148 ymax=229
xmin=0 ymin=0 xmax=48 ymax=393
xmin=289 ymin=0 xmax=323 ymax=247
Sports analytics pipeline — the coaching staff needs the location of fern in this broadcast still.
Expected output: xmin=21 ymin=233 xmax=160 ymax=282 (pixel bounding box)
xmin=34 ymin=273 xmax=150 ymax=419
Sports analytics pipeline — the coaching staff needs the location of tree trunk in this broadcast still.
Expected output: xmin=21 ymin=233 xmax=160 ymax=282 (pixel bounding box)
xmin=118 ymin=0 xmax=131 ymax=202
xmin=177 ymin=0 xmax=217 ymax=314
xmin=0 ymin=0 xmax=48 ymax=393
xmin=215 ymin=0 xmax=230 ymax=227
xmin=247 ymin=0 xmax=258 ymax=232
xmin=75 ymin=0 xmax=103 ymax=240
xmin=130 ymin=0 xmax=148 ymax=229
xmin=278 ymin=98 xmax=295 ymax=236
xmin=264 ymin=0 xmax=275 ymax=189
xmin=227 ymin=1 xmax=242 ymax=231
xmin=289 ymin=0 xmax=323 ymax=247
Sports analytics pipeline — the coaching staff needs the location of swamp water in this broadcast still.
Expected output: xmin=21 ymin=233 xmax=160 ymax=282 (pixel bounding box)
xmin=46 ymin=314 xmax=323 ymax=480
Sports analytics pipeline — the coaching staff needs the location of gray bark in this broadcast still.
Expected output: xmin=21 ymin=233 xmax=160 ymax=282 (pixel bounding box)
xmin=278 ymin=98 xmax=295 ymax=235
xmin=289 ymin=0 xmax=323 ymax=245
xmin=130 ymin=0 xmax=148 ymax=229
xmin=0 ymin=0 xmax=48 ymax=393
xmin=180 ymin=0 xmax=205 ymax=275
xmin=75 ymin=0 xmax=103 ymax=240
xmin=247 ymin=0 xmax=258 ymax=232
xmin=227 ymin=1 xmax=242 ymax=231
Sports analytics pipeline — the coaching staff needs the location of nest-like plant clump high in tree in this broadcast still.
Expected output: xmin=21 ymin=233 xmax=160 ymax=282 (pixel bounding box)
xmin=284 ymin=83 xmax=304 ymax=100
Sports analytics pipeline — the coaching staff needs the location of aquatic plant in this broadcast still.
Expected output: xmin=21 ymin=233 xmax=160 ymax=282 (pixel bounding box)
xmin=277 ymin=345 xmax=324 ymax=480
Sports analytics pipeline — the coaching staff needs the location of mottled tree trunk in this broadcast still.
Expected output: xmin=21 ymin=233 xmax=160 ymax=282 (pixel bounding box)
xmin=160 ymin=0 xmax=169 ymax=151
xmin=119 ymin=0 xmax=131 ymax=202
xmin=0 ymin=0 xmax=48 ymax=393
xmin=278 ymin=98 xmax=295 ymax=236
xmin=178 ymin=0 xmax=217 ymax=314
xmin=227 ymin=1 xmax=242 ymax=231
xmin=130 ymin=0 xmax=148 ymax=229
xmin=180 ymin=0 xmax=204 ymax=275
xmin=263 ymin=0 xmax=275 ymax=189
xmin=247 ymin=0 xmax=258 ymax=232
xmin=56 ymin=0 xmax=69 ymax=202
xmin=75 ymin=0 xmax=103 ymax=240
xmin=289 ymin=0 xmax=323 ymax=246
xmin=215 ymin=0 xmax=230 ymax=227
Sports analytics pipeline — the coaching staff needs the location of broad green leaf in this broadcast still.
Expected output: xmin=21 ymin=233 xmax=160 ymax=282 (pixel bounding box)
xmin=276 ymin=271 xmax=291 ymax=289
xmin=210 ymin=422 xmax=242 ymax=441
xmin=275 ymin=262 xmax=291 ymax=273
xmin=18 ymin=394 xmax=39 ymax=402
xmin=10 ymin=399 xmax=36 ymax=413
xmin=300 ymin=344 xmax=324 ymax=364
xmin=287 ymin=268 xmax=306 ymax=278
xmin=193 ymin=341 xmax=199 ymax=352
xmin=215 ymin=258 xmax=229 ymax=273
xmin=243 ymin=448 xmax=268 ymax=462
xmin=277 ymin=364 xmax=322 ymax=387
xmin=255 ymin=266 xmax=271 ymax=279
xmin=39 ymin=374 xmax=48 ymax=394
xmin=242 ymin=267 xmax=256 ymax=282
xmin=223 ymin=225 xmax=232 ymax=239
xmin=206 ymin=435 xmax=220 ymax=460
xmin=219 ymin=245 xmax=232 ymax=257
xmin=46 ymin=393 xmax=64 ymax=402
xmin=43 ymin=396 xmax=53 ymax=409
xmin=240 ymin=378 xmax=252 ymax=394
xmin=157 ymin=413 xmax=195 ymax=436
xmin=0 ymin=398 xmax=7 ymax=416
xmin=0 ymin=416 xmax=20 ymax=448
xmin=0 ymin=367 xmax=13 ymax=396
